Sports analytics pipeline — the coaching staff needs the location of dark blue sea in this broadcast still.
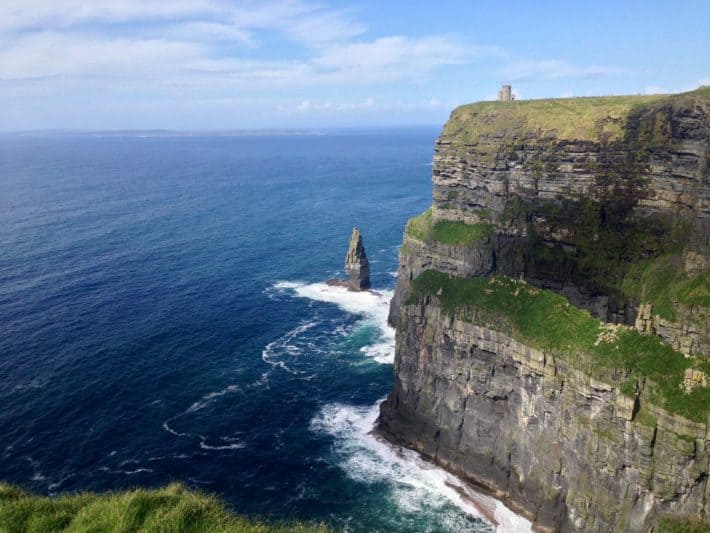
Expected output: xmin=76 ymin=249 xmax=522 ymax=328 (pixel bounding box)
xmin=0 ymin=130 xmax=529 ymax=532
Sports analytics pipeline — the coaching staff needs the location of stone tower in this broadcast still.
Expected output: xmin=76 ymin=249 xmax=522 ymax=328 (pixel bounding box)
xmin=498 ymin=85 xmax=512 ymax=102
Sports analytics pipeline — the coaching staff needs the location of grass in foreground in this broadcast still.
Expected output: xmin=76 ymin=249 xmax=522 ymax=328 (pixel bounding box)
xmin=408 ymin=270 xmax=710 ymax=422
xmin=405 ymin=209 xmax=492 ymax=246
xmin=0 ymin=482 xmax=327 ymax=533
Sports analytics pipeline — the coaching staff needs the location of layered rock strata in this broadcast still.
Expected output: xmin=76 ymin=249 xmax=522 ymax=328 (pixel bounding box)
xmin=379 ymin=88 xmax=710 ymax=531
xmin=380 ymin=295 xmax=708 ymax=531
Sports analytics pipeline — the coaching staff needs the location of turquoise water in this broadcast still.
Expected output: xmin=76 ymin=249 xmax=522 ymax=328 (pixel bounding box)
xmin=0 ymin=130 xmax=529 ymax=532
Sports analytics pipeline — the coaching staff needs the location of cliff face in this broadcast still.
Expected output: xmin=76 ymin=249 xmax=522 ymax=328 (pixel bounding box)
xmin=379 ymin=88 xmax=710 ymax=531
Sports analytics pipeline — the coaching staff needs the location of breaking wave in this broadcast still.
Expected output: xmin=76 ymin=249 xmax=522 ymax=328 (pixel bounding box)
xmin=271 ymin=281 xmax=395 ymax=364
xmin=311 ymin=402 xmax=532 ymax=533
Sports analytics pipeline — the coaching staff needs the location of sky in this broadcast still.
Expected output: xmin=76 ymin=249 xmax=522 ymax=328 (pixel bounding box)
xmin=1 ymin=0 xmax=709 ymax=130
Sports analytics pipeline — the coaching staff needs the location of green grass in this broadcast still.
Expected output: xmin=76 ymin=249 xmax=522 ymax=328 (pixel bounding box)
xmin=405 ymin=209 xmax=493 ymax=246
xmin=441 ymin=87 xmax=709 ymax=144
xmin=622 ymin=254 xmax=710 ymax=320
xmin=0 ymin=482 xmax=327 ymax=533
xmin=407 ymin=270 xmax=710 ymax=422
xmin=635 ymin=408 xmax=657 ymax=428
xmin=501 ymin=193 xmax=706 ymax=321
xmin=656 ymin=515 xmax=710 ymax=533
xmin=431 ymin=220 xmax=493 ymax=245
xmin=498 ymin=196 xmax=531 ymax=225
xmin=405 ymin=208 xmax=433 ymax=241
xmin=619 ymin=379 xmax=637 ymax=397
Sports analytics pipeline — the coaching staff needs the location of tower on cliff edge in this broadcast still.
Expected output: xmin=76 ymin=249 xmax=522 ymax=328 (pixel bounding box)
xmin=498 ymin=85 xmax=513 ymax=102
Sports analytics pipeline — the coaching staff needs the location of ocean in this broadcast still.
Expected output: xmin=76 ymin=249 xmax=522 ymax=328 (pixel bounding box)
xmin=0 ymin=130 xmax=530 ymax=532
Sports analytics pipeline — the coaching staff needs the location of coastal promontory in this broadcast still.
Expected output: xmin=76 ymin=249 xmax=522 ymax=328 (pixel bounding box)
xmin=379 ymin=88 xmax=710 ymax=531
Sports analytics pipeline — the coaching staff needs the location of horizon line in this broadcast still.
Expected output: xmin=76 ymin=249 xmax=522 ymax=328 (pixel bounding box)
xmin=0 ymin=125 xmax=444 ymax=136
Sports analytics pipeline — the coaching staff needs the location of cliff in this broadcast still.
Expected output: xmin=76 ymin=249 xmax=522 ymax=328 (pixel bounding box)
xmin=379 ymin=88 xmax=710 ymax=531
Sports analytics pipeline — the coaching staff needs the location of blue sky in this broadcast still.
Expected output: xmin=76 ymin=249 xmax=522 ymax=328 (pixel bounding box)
xmin=1 ymin=0 xmax=708 ymax=130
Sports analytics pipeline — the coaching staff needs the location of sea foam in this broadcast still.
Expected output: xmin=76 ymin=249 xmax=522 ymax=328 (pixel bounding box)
xmin=261 ymin=319 xmax=320 ymax=373
xmin=272 ymin=281 xmax=395 ymax=364
xmin=277 ymin=280 xmax=531 ymax=530
xmin=311 ymin=401 xmax=532 ymax=533
xmin=198 ymin=437 xmax=245 ymax=451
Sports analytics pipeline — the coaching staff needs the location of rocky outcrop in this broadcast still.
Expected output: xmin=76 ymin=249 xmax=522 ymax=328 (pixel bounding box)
xmin=389 ymin=231 xmax=495 ymax=326
xmin=635 ymin=303 xmax=709 ymax=357
xmin=330 ymin=227 xmax=371 ymax=291
xmin=344 ymin=227 xmax=370 ymax=291
xmin=380 ymin=88 xmax=710 ymax=531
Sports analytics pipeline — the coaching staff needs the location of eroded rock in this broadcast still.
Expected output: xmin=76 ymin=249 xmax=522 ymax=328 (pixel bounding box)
xmin=327 ymin=227 xmax=371 ymax=291
xmin=344 ymin=227 xmax=370 ymax=291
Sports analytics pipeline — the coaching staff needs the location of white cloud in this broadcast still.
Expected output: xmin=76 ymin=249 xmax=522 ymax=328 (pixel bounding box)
xmin=281 ymin=6 xmax=364 ymax=45
xmin=314 ymin=36 xmax=467 ymax=69
xmin=0 ymin=0 xmax=363 ymax=47
xmin=0 ymin=33 xmax=206 ymax=80
xmin=0 ymin=31 xmax=476 ymax=89
xmin=0 ymin=2 xmax=475 ymax=88
xmin=500 ymin=59 xmax=624 ymax=81
xmin=0 ymin=0 xmax=494 ymax=127
xmin=0 ymin=0 xmax=226 ymax=32
xmin=643 ymin=78 xmax=710 ymax=95
xmin=284 ymin=96 xmax=460 ymax=117
xmin=158 ymin=21 xmax=254 ymax=45
xmin=293 ymin=97 xmax=376 ymax=113
xmin=304 ymin=35 xmax=481 ymax=86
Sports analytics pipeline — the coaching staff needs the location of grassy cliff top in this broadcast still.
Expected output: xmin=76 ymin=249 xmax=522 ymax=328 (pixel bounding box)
xmin=0 ymin=482 xmax=326 ymax=533
xmin=441 ymin=86 xmax=710 ymax=144
xmin=405 ymin=208 xmax=492 ymax=245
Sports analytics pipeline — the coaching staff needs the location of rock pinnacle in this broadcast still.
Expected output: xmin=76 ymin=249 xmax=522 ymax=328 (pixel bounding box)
xmin=344 ymin=227 xmax=370 ymax=291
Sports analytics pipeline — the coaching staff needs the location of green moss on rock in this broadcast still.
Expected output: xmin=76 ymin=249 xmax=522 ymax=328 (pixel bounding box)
xmin=498 ymin=190 xmax=706 ymax=322
xmin=405 ymin=209 xmax=492 ymax=246
xmin=407 ymin=270 xmax=710 ymax=422
xmin=656 ymin=515 xmax=710 ymax=533
xmin=405 ymin=208 xmax=433 ymax=241
xmin=622 ymin=254 xmax=710 ymax=320
xmin=635 ymin=408 xmax=658 ymax=428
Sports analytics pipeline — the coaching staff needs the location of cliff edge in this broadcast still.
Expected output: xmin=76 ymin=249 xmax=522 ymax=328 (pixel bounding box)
xmin=379 ymin=88 xmax=710 ymax=531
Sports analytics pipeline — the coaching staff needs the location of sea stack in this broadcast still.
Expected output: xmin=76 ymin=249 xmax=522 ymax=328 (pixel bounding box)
xmin=344 ymin=227 xmax=370 ymax=291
